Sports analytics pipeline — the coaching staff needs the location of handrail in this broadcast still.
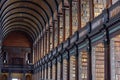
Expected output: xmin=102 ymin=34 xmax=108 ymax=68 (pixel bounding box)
xmin=35 ymin=0 xmax=120 ymax=69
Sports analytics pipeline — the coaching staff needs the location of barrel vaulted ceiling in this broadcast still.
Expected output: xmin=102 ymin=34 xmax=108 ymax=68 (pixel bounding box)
xmin=0 ymin=0 xmax=62 ymax=41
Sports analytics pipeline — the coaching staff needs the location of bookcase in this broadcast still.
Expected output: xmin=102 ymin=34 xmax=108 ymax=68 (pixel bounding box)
xmin=70 ymin=56 xmax=76 ymax=80
xmin=111 ymin=35 xmax=120 ymax=80
xmin=92 ymin=43 xmax=105 ymax=80
xmin=57 ymin=62 xmax=61 ymax=80
xmin=79 ymin=51 xmax=88 ymax=80
xmin=63 ymin=59 xmax=68 ymax=80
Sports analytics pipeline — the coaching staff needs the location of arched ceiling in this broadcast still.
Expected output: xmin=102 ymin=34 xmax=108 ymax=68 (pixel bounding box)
xmin=0 ymin=0 xmax=61 ymax=41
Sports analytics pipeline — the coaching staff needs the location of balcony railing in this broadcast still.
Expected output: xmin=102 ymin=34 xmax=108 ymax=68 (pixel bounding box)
xmin=1 ymin=64 xmax=33 ymax=73
xmin=35 ymin=0 xmax=120 ymax=70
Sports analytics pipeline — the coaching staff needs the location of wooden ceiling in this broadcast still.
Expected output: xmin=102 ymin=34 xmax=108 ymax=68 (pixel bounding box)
xmin=0 ymin=0 xmax=61 ymax=41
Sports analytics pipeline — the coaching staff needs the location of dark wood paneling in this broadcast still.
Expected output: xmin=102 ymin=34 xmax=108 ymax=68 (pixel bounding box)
xmin=3 ymin=31 xmax=32 ymax=47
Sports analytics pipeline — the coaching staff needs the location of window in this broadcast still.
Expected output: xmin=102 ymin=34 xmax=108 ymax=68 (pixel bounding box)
xmin=81 ymin=0 xmax=90 ymax=27
xmin=12 ymin=78 xmax=19 ymax=80
xmin=70 ymin=56 xmax=76 ymax=80
xmin=72 ymin=0 xmax=78 ymax=34
xmin=63 ymin=59 xmax=68 ymax=80
xmin=92 ymin=43 xmax=105 ymax=80
xmin=111 ymin=35 xmax=120 ymax=80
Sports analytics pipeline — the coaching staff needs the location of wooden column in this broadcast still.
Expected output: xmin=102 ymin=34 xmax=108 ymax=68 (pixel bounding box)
xmin=43 ymin=65 xmax=45 ymax=80
xmin=69 ymin=1 xmax=72 ymax=36
xmin=62 ymin=8 xmax=65 ymax=41
xmin=55 ymin=59 xmax=57 ymax=80
xmin=45 ymin=31 xmax=47 ymax=55
xmin=67 ymin=53 xmax=70 ymax=80
xmin=57 ymin=15 xmax=60 ymax=45
xmin=61 ymin=55 xmax=63 ymax=80
xmin=35 ymin=45 xmax=37 ymax=63
xmin=48 ymin=27 xmax=50 ymax=52
xmin=43 ymin=34 xmax=45 ymax=56
xmin=104 ymin=27 xmax=111 ymax=80
xmin=107 ymin=0 xmax=112 ymax=7
xmin=89 ymin=0 xmax=94 ymax=20
xmin=41 ymin=37 xmax=43 ymax=58
xmin=76 ymin=49 xmax=79 ymax=80
xmin=87 ymin=38 xmax=92 ymax=80
xmin=52 ymin=21 xmax=55 ymax=49
xmin=50 ymin=62 xmax=52 ymax=80
xmin=46 ymin=64 xmax=48 ymax=79
xmin=39 ymin=40 xmax=41 ymax=60
xmin=38 ymin=41 xmax=39 ymax=61
xmin=78 ymin=0 xmax=81 ymax=29
xmin=40 ymin=38 xmax=42 ymax=59
xmin=36 ymin=42 xmax=39 ymax=61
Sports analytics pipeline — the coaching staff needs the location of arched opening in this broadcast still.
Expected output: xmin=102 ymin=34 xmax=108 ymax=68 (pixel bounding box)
xmin=2 ymin=31 xmax=33 ymax=66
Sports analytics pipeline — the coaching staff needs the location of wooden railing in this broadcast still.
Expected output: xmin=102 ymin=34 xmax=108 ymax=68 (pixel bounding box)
xmin=35 ymin=0 xmax=120 ymax=70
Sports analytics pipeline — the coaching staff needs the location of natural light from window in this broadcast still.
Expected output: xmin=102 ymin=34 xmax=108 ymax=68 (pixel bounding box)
xmin=12 ymin=78 xmax=18 ymax=80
